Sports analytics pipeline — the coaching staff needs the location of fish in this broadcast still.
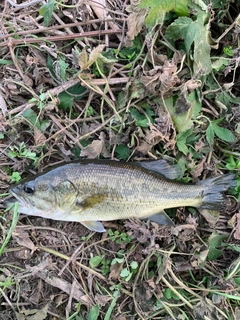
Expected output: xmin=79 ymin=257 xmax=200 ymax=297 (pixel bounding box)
xmin=7 ymin=159 xmax=236 ymax=232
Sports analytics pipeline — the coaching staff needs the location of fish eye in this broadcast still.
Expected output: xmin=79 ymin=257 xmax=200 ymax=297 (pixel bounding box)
xmin=24 ymin=184 xmax=35 ymax=194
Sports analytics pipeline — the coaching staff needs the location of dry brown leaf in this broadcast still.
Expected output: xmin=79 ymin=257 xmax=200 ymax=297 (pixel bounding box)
xmin=233 ymin=212 xmax=240 ymax=240
xmin=193 ymin=298 xmax=222 ymax=319
xmin=191 ymin=157 xmax=206 ymax=180
xmin=34 ymin=127 xmax=46 ymax=146
xmin=0 ymin=94 xmax=7 ymax=118
xmin=175 ymin=79 xmax=201 ymax=115
xmin=81 ymin=121 xmax=101 ymax=135
xmin=125 ymin=219 xmax=152 ymax=243
xmin=198 ymin=208 xmax=220 ymax=226
xmin=126 ymin=3 xmax=147 ymax=42
xmin=13 ymin=228 xmax=38 ymax=253
xmin=23 ymin=74 xmax=34 ymax=88
xmin=95 ymin=294 xmax=112 ymax=306
xmin=147 ymin=52 xmax=168 ymax=65
xmin=79 ymin=45 xmax=105 ymax=70
xmin=145 ymin=127 xmax=164 ymax=146
xmin=26 ymin=54 xmax=39 ymax=66
xmin=88 ymin=44 xmax=105 ymax=67
xmin=143 ymin=116 xmax=176 ymax=151
xmin=80 ymin=132 xmax=105 ymax=158
xmin=186 ymin=215 xmax=198 ymax=227
xmin=14 ymin=249 xmax=32 ymax=260
xmin=88 ymin=0 xmax=122 ymax=40
xmin=172 ymin=224 xmax=196 ymax=237
xmin=15 ymin=304 xmax=49 ymax=320
xmin=160 ymin=60 xmax=180 ymax=94
xmin=109 ymin=262 xmax=122 ymax=280
xmin=0 ymin=112 xmax=8 ymax=131
xmin=136 ymin=140 xmax=152 ymax=155
xmin=126 ymin=10 xmax=147 ymax=41
xmin=195 ymin=138 xmax=205 ymax=152
xmin=36 ymin=270 xmax=87 ymax=302
xmin=126 ymin=0 xmax=148 ymax=41
xmin=78 ymin=49 xmax=89 ymax=70
xmin=140 ymin=59 xmax=180 ymax=96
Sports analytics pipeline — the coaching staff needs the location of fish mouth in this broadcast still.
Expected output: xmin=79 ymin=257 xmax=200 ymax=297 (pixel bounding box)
xmin=9 ymin=189 xmax=33 ymax=210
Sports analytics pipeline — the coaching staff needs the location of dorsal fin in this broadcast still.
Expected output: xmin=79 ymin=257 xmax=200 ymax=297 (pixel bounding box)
xmin=134 ymin=160 xmax=181 ymax=180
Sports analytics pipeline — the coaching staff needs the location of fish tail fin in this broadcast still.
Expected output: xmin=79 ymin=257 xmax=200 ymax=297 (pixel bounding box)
xmin=198 ymin=174 xmax=236 ymax=209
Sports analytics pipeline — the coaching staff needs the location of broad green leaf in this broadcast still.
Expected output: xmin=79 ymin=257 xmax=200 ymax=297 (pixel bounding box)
xmin=129 ymin=108 xmax=143 ymax=121
xmin=166 ymin=11 xmax=212 ymax=75
xmin=115 ymin=144 xmax=130 ymax=160
xmin=88 ymin=305 xmax=100 ymax=320
xmin=212 ymin=58 xmax=228 ymax=71
xmin=130 ymin=261 xmax=138 ymax=270
xmin=206 ymin=124 xmax=215 ymax=145
xmin=176 ymin=129 xmax=193 ymax=154
xmin=22 ymin=108 xmax=39 ymax=126
xmin=59 ymin=59 xmax=69 ymax=80
xmin=212 ymin=122 xmax=236 ymax=143
xmin=136 ymin=118 xmax=149 ymax=128
xmin=166 ymin=16 xmax=192 ymax=40
xmin=163 ymin=287 xmax=181 ymax=300
xmin=111 ymin=257 xmax=124 ymax=265
xmin=40 ymin=120 xmax=51 ymax=132
xmin=163 ymin=287 xmax=172 ymax=299
xmin=47 ymin=55 xmax=58 ymax=81
xmin=129 ymin=107 xmax=153 ymax=128
xmin=165 ymin=90 xmax=201 ymax=133
xmin=39 ymin=0 xmax=55 ymax=27
xmin=120 ymin=268 xmax=130 ymax=278
xmin=176 ymin=130 xmax=192 ymax=155
xmin=139 ymin=0 xmax=188 ymax=29
xmin=207 ymin=232 xmax=227 ymax=261
xmin=89 ymin=256 xmax=102 ymax=268
xmin=58 ymin=84 xmax=87 ymax=110
xmin=189 ymin=0 xmax=207 ymax=10
xmin=10 ymin=172 xmax=21 ymax=183
xmin=58 ymin=91 xmax=74 ymax=110
xmin=193 ymin=13 xmax=212 ymax=75
xmin=216 ymin=91 xmax=240 ymax=110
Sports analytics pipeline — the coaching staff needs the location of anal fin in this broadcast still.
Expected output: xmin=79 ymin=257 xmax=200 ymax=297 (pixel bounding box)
xmin=148 ymin=211 xmax=174 ymax=226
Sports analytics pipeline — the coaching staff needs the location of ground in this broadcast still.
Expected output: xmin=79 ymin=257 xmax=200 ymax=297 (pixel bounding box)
xmin=0 ymin=0 xmax=240 ymax=319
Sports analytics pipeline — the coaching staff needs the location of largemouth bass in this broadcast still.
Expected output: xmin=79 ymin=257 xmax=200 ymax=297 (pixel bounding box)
xmin=8 ymin=160 xmax=236 ymax=232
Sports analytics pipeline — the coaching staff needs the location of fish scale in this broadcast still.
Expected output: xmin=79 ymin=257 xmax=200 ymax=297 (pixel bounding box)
xmin=7 ymin=159 xmax=236 ymax=232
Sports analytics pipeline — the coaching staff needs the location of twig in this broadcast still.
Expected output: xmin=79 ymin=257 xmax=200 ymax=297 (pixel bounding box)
xmin=0 ymin=19 xmax=125 ymax=41
xmin=8 ymin=77 xmax=132 ymax=116
xmin=78 ymin=107 xmax=127 ymax=141
xmin=47 ymin=114 xmax=83 ymax=149
xmin=0 ymin=287 xmax=15 ymax=312
xmin=0 ymin=29 xmax=123 ymax=47
xmin=7 ymin=0 xmax=43 ymax=8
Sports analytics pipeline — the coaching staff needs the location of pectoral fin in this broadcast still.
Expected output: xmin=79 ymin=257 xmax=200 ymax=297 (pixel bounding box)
xmin=148 ymin=211 xmax=174 ymax=226
xmin=80 ymin=220 xmax=106 ymax=232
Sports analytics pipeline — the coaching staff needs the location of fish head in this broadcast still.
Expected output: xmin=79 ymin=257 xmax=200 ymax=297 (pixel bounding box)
xmin=9 ymin=174 xmax=78 ymax=219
